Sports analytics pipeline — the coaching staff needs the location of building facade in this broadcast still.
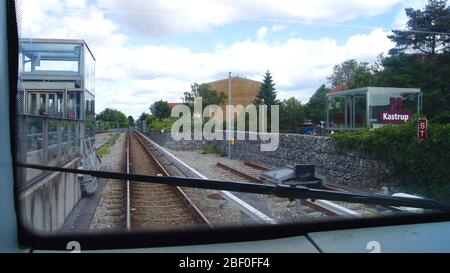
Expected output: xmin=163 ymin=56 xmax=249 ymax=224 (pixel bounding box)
xmin=17 ymin=38 xmax=96 ymax=232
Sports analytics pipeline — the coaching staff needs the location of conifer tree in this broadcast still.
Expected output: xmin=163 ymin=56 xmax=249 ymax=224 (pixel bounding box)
xmin=253 ymin=70 xmax=278 ymax=106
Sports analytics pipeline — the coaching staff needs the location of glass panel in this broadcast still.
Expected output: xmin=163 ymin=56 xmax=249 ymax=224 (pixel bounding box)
xmin=48 ymin=119 xmax=58 ymax=166
xmin=34 ymin=60 xmax=78 ymax=72
xmin=345 ymin=96 xmax=352 ymax=128
xmin=84 ymin=46 xmax=95 ymax=94
xmin=16 ymin=1 xmax=446 ymax=237
xmin=84 ymin=92 xmax=95 ymax=121
xmin=48 ymin=94 xmax=55 ymax=116
xmin=86 ymin=121 xmax=95 ymax=139
xmin=369 ymin=92 xmax=419 ymax=127
xmin=39 ymin=93 xmax=47 ymax=115
xmin=61 ymin=120 xmax=69 ymax=163
xmin=67 ymin=91 xmax=82 ymax=120
xmin=69 ymin=121 xmax=78 ymax=157
xmin=28 ymin=93 xmax=37 ymax=115
xmin=402 ymin=92 xmax=420 ymax=113
xmin=354 ymin=94 xmax=367 ymax=128
xmin=327 ymin=96 xmax=346 ymax=129
xmin=26 ymin=117 xmax=44 ymax=182
xmin=20 ymin=42 xmax=81 ymax=74
xmin=75 ymin=92 xmax=81 ymax=120
xmin=57 ymin=93 xmax=64 ymax=118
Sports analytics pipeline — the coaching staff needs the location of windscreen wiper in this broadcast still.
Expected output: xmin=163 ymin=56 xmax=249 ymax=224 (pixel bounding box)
xmin=17 ymin=163 xmax=450 ymax=210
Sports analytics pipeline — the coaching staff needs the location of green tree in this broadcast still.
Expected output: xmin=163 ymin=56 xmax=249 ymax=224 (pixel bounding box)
xmin=279 ymin=97 xmax=305 ymax=133
xmin=150 ymin=100 xmax=171 ymax=120
xmin=128 ymin=115 xmax=135 ymax=127
xmin=253 ymin=71 xmax=279 ymax=131
xmin=304 ymin=84 xmax=330 ymax=124
xmin=138 ymin=112 xmax=150 ymax=122
xmin=373 ymin=0 xmax=450 ymax=123
xmin=95 ymin=108 xmax=129 ymax=127
xmin=328 ymin=59 xmax=375 ymax=88
xmin=388 ymin=0 xmax=450 ymax=56
xmin=374 ymin=53 xmax=450 ymax=123
xmin=182 ymin=83 xmax=227 ymax=110
xmin=253 ymin=70 xmax=278 ymax=106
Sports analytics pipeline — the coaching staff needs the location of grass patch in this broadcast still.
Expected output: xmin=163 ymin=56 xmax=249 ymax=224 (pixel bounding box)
xmin=201 ymin=144 xmax=225 ymax=157
xmin=145 ymin=116 xmax=177 ymax=133
xmin=96 ymin=133 xmax=120 ymax=156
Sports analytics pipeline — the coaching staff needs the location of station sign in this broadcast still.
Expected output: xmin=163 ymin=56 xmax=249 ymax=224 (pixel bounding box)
xmin=379 ymin=98 xmax=412 ymax=124
xmin=417 ymin=118 xmax=427 ymax=141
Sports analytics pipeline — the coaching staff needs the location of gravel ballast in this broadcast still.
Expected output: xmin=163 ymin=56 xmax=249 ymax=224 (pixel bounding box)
xmin=168 ymin=149 xmax=329 ymax=224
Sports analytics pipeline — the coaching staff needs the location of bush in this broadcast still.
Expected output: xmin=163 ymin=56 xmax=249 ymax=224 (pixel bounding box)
xmin=146 ymin=116 xmax=175 ymax=132
xmin=331 ymin=119 xmax=450 ymax=203
xmin=201 ymin=144 xmax=225 ymax=156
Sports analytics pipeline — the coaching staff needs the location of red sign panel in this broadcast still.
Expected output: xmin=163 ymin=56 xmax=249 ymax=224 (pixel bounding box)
xmin=379 ymin=98 xmax=412 ymax=124
xmin=418 ymin=118 xmax=427 ymax=141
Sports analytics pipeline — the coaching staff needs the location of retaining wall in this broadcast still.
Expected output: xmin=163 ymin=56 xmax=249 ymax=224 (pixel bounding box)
xmin=146 ymin=132 xmax=389 ymax=189
xmin=19 ymin=158 xmax=82 ymax=233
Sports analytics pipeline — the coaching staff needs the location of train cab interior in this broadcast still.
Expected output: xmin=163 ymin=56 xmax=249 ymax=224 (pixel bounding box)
xmin=1 ymin=0 xmax=450 ymax=256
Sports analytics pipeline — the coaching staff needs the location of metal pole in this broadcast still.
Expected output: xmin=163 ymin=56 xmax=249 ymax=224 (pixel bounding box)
xmin=126 ymin=133 xmax=130 ymax=230
xmin=228 ymin=72 xmax=231 ymax=159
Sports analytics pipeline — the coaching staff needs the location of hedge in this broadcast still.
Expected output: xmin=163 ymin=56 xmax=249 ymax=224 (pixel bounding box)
xmin=331 ymin=119 xmax=450 ymax=203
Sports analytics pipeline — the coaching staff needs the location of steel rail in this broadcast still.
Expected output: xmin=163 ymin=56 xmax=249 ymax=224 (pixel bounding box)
xmin=302 ymin=200 xmax=339 ymax=216
xmin=244 ymin=161 xmax=270 ymax=171
xmin=242 ymin=162 xmax=355 ymax=216
xmin=126 ymin=133 xmax=131 ymax=230
xmin=134 ymin=131 xmax=276 ymax=224
xmin=216 ymin=161 xmax=354 ymax=216
xmin=19 ymin=162 xmax=449 ymax=210
xmin=133 ymin=133 xmax=212 ymax=227
xmin=218 ymin=162 xmax=345 ymax=218
xmin=216 ymin=162 xmax=262 ymax=183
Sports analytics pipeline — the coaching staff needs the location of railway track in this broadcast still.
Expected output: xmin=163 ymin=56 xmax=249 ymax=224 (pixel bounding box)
xmin=127 ymin=132 xmax=211 ymax=229
xmin=241 ymin=161 xmax=389 ymax=216
xmin=217 ymin=161 xmax=372 ymax=217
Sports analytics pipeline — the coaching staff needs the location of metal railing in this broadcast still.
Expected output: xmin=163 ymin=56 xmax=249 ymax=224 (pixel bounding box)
xmin=16 ymin=113 xmax=91 ymax=189
xmin=95 ymin=121 xmax=129 ymax=132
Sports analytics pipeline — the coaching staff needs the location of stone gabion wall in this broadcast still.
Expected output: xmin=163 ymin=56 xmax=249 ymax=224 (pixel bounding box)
xmin=146 ymin=131 xmax=389 ymax=189
xmin=145 ymin=132 xmax=222 ymax=151
xmin=228 ymin=133 xmax=391 ymax=189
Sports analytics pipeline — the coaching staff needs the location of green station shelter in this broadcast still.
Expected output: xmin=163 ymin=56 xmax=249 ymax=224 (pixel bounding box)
xmin=325 ymin=87 xmax=422 ymax=131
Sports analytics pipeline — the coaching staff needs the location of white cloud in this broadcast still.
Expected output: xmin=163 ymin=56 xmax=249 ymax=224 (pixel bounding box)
xmin=95 ymin=29 xmax=393 ymax=117
xmin=271 ymin=24 xmax=287 ymax=32
xmin=124 ymin=29 xmax=392 ymax=89
xmin=256 ymin=24 xmax=287 ymax=41
xmin=344 ymin=28 xmax=394 ymax=59
xmin=18 ymin=0 xmax=397 ymax=117
xmin=97 ymin=0 xmax=403 ymax=36
xmin=97 ymin=0 xmax=238 ymax=36
xmin=256 ymin=26 xmax=269 ymax=41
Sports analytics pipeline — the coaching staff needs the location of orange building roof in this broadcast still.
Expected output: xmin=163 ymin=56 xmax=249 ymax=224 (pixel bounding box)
xmin=167 ymin=102 xmax=181 ymax=109
xmin=330 ymin=82 xmax=351 ymax=93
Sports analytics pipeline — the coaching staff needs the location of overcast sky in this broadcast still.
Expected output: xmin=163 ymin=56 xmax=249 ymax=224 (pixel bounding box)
xmin=18 ymin=0 xmax=430 ymax=118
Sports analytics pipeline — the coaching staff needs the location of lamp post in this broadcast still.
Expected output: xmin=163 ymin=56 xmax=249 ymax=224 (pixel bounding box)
xmin=228 ymin=72 xmax=232 ymax=159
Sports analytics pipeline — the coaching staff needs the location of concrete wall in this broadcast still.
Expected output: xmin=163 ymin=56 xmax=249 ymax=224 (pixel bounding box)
xmin=19 ymin=158 xmax=81 ymax=233
xmin=146 ymin=132 xmax=390 ymax=189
